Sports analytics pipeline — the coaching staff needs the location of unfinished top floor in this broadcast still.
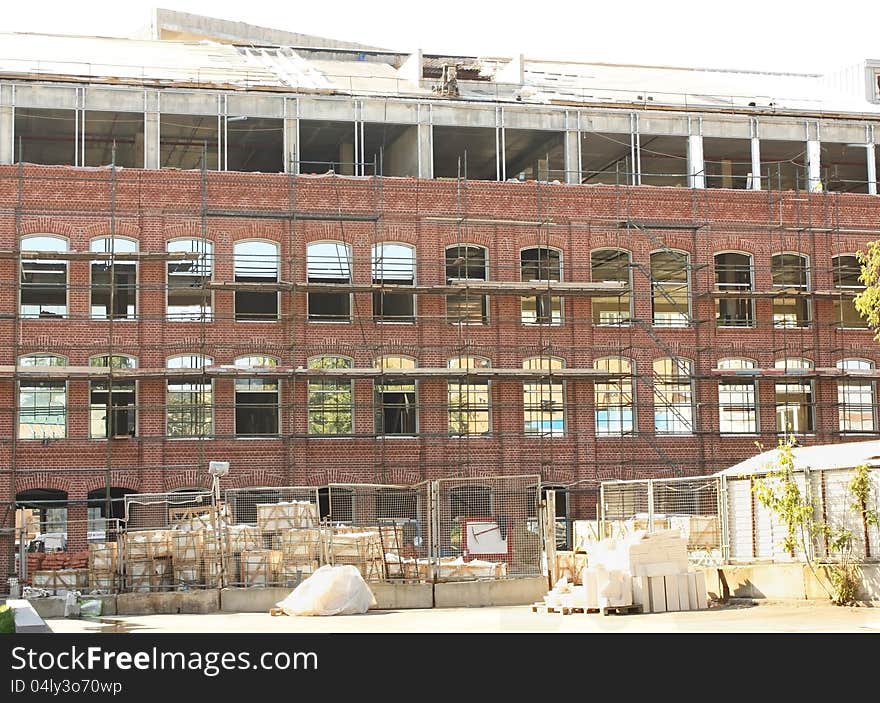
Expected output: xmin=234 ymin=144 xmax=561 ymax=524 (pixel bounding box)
xmin=4 ymin=29 xmax=880 ymax=192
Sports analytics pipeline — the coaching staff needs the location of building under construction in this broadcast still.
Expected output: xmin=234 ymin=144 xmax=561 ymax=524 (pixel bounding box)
xmin=4 ymin=9 xmax=880 ymax=582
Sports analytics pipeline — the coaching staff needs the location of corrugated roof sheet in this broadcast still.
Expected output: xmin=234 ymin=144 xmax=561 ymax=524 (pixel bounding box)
xmin=716 ymin=440 xmax=880 ymax=476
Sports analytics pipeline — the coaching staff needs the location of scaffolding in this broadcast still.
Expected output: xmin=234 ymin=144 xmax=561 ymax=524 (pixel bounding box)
xmin=2 ymin=157 xmax=880 ymax=579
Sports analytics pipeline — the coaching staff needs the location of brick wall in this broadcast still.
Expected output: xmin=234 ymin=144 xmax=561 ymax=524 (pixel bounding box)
xmin=1 ymin=165 xmax=879 ymax=524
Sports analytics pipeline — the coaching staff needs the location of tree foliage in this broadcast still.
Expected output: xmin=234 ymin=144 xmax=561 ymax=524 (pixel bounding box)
xmin=854 ymin=243 xmax=880 ymax=337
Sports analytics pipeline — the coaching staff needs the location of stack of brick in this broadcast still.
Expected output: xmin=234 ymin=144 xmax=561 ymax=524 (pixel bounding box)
xmin=88 ymin=542 xmax=118 ymax=591
xmin=25 ymin=552 xmax=44 ymax=582
xmin=124 ymin=529 xmax=172 ymax=592
xmin=171 ymin=530 xmax=204 ymax=587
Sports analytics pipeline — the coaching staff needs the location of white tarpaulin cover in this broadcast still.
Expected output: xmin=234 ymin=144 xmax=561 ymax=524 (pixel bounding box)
xmin=275 ymin=565 xmax=376 ymax=616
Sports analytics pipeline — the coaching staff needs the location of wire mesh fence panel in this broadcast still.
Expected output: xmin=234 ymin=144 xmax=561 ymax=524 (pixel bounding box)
xmin=223 ymin=487 xmax=320 ymax=588
xmin=599 ymin=480 xmax=651 ymax=537
xmin=122 ymin=491 xmax=219 ymax=592
xmin=652 ymin=477 xmax=723 ymax=564
xmin=432 ymin=475 xmax=541 ymax=580
xmin=326 ymin=484 xmax=429 ymax=581
xmin=599 ymin=477 xmax=723 ymax=564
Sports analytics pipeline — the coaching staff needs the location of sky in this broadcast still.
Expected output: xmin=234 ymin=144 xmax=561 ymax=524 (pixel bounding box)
xmin=1 ymin=0 xmax=876 ymax=75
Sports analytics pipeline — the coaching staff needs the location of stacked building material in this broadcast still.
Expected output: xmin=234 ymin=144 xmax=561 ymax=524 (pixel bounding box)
xmin=240 ymin=549 xmax=282 ymax=586
xmin=32 ymin=568 xmax=89 ymax=595
xmin=554 ymin=551 xmax=588 ymax=584
xmin=277 ymin=528 xmax=321 ymax=583
xmin=583 ymin=529 xmax=707 ymax=613
xmin=88 ymin=541 xmax=118 ymax=591
xmin=171 ymin=530 xmax=204 ymax=586
xmin=124 ymin=530 xmax=172 ymax=592
xmin=256 ymin=502 xmax=318 ymax=531
xmin=328 ymin=531 xmax=386 ymax=580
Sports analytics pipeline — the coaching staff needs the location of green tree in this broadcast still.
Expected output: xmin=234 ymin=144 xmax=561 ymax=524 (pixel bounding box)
xmin=854 ymin=243 xmax=880 ymax=337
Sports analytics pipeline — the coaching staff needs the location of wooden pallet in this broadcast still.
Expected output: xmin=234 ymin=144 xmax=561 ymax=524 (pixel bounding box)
xmin=531 ymin=602 xmax=599 ymax=615
xmin=601 ymin=604 xmax=643 ymax=616
xmin=269 ymin=607 xmax=286 ymax=617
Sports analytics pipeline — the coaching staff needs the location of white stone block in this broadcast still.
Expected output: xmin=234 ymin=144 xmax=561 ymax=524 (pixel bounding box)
xmin=631 ymin=575 xmax=650 ymax=608
xmin=664 ymin=575 xmax=681 ymax=611
xmin=676 ymin=574 xmax=691 ymax=611
xmin=686 ymin=573 xmax=699 ymax=611
xmin=582 ymin=570 xmax=599 ymax=609
xmin=693 ymin=571 xmax=708 ymax=609
xmin=648 ymin=575 xmax=666 ymax=613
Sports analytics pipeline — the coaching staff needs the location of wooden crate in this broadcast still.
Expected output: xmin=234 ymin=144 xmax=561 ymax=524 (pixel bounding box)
xmin=278 ymin=528 xmax=322 ymax=562
xmin=256 ymin=502 xmax=318 ymax=531
xmin=88 ymin=572 xmax=117 ymax=591
xmin=555 ymin=551 xmax=588 ymax=585
xmin=32 ymin=569 xmax=89 ymax=594
xmin=279 ymin=560 xmax=320 ymax=582
xmin=124 ymin=530 xmax=172 ymax=559
xmin=667 ymin=515 xmax=721 ymax=549
xmin=171 ymin=530 xmax=204 ymax=563
xmin=125 ymin=557 xmax=172 ymax=592
xmin=88 ymin=541 xmax=118 ymax=572
xmin=240 ymin=549 xmax=282 ymax=587
xmin=172 ymin=564 xmax=203 ymax=586
xmin=225 ymin=525 xmax=264 ymax=553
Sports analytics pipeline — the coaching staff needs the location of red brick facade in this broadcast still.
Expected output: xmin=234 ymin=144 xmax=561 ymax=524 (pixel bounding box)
xmin=2 ymin=165 xmax=879 ymax=574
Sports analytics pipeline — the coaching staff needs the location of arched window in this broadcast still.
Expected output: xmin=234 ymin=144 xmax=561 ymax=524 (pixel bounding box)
xmin=449 ymin=485 xmax=492 ymax=520
xmin=234 ymin=240 xmax=279 ymax=321
xmin=373 ymin=243 xmax=416 ymax=322
xmin=714 ymin=252 xmax=754 ymax=327
xmin=594 ymin=357 xmax=634 ymax=435
xmin=18 ymin=354 xmax=67 ymax=439
xmin=90 ymin=237 xmax=137 ymax=320
xmin=523 ymin=357 xmax=565 ymax=436
xmin=592 ymin=249 xmax=632 ymax=325
xmin=167 ymin=354 xmax=213 ymax=438
xmin=771 ymin=253 xmax=810 ymax=328
xmin=89 ymin=355 xmax=137 ymax=439
xmin=448 ymin=356 xmax=491 ymax=436
xmin=653 ymin=358 xmax=693 ymax=434
xmin=446 ymin=244 xmax=488 ymax=324
xmin=521 ymin=247 xmax=562 ymax=325
xmin=833 ymin=255 xmax=868 ymax=329
xmin=774 ymin=358 xmax=814 ymax=435
xmin=167 ymin=239 xmax=213 ymax=321
xmin=837 ymin=359 xmax=875 ymax=434
xmin=374 ymin=356 xmax=417 ymax=435
xmin=307 ymin=241 xmax=352 ymax=322
xmin=717 ymin=358 xmax=758 ymax=434
xmin=307 ymin=356 xmax=353 ymax=436
xmin=20 ymin=235 xmax=68 ymax=319
xmin=651 ymin=251 xmax=690 ymax=327
xmin=234 ymin=355 xmax=279 ymax=436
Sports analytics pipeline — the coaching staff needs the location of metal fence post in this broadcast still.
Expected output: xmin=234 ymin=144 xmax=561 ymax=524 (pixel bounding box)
xmin=719 ymin=475 xmax=730 ymax=563
xmin=647 ymin=479 xmax=654 ymax=534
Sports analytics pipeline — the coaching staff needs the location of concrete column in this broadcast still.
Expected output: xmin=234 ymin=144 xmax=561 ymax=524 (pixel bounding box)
xmin=144 ymin=90 xmax=160 ymax=170
xmin=284 ymin=116 xmax=298 ymax=174
xmin=418 ymin=122 xmax=433 ymax=179
xmin=0 ymin=105 xmax=12 ymax=165
xmin=750 ymin=136 xmax=762 ymax=190
xmin=564 ymin=129 xmax=580 ymax=184
xmin=867 ymin=143 xmax=876 ymax=195
xmin=687 ymin=134 xmax=705 ymax=189
xmin=806 ymin=139 xmax=821 ymax=191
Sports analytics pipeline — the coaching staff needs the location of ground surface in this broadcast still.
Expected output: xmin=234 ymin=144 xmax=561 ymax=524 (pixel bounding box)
xmin=45 ymin=600 xmax=880 ymax=633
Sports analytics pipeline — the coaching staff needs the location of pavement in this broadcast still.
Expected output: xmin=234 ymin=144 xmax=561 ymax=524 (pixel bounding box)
xmin=45 ymin=600 xmax=880 ymax=634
